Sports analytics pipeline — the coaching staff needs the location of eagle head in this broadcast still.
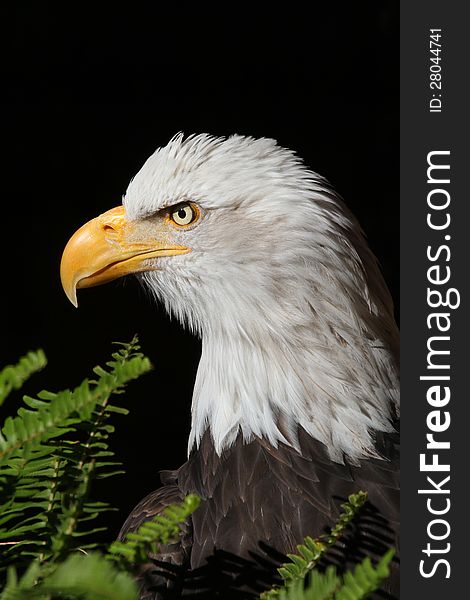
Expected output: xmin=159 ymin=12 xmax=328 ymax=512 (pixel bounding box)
xmin=61 ymin=133 xmax=399 ymax=463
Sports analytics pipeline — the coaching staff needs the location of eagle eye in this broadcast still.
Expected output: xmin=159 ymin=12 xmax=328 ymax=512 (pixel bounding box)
xmin=169 ymin=202 xmax=200 ymax=227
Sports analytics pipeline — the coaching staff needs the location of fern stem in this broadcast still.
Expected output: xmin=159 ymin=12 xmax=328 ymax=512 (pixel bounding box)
xmin=38 ymin=457 xmax=62 ymax=565
xmin=64 ymin=460 xmax=96 ymax=538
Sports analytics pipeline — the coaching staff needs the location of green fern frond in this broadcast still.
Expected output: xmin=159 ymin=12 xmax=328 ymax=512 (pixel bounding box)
xmin=0 ymin=494 xmax=200 ymax=600
xmin=281 ymin=492 xmax=367 ymax=583
xmin=272 ymin=569 xmax=339 ymax=600
xmin=0 ymin=351 xmax=47 ymax=407
xmin=0 ymin=338 xmax=152 ymax=569
xmin=0 ymin=561 xmax=42 ymax=600
xmin=108 ymin=494 xmax=200 ymax=567
xmin=264 ymin=550 xmax=394 ymax=600
xmin=334 ymin=550 xmax=394 ymax=600
xmin=0 ymin=351 xmax=150 ymax=466
xmin=261 ymin=492 xmax=368 ymax=599
xmin=41 ymin=552 xmax=138 ymax=600
xmin=0 ymin=553 xmax=138 ymax=600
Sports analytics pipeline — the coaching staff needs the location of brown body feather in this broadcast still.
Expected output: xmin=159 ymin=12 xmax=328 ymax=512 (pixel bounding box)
xmin=119 ymin=428 xmax=399 ymax=599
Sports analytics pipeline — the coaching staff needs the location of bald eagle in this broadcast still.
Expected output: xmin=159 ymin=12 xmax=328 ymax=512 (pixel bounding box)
xmin=61 ymin=134 xmax=399 ymax=599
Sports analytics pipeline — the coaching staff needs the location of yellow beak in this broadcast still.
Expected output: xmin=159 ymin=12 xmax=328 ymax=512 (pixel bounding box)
xmin=60 ymin=206 xmax=189 ymax=307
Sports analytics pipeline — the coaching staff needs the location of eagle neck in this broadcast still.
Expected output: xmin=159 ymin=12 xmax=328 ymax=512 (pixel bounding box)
xmin=188 ymin=329 xmax=290 ymax=456
xmin=187 ymin=315 xmax=398 ymax=463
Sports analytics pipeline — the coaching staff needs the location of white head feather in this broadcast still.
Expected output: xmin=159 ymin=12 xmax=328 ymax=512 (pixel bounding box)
xmin=124 ymin=133 xmax=399 ymax=463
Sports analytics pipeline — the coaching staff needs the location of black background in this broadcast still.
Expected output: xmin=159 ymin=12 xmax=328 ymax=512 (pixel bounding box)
xmin=2 ymin=4 xmax=398 ymax=538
